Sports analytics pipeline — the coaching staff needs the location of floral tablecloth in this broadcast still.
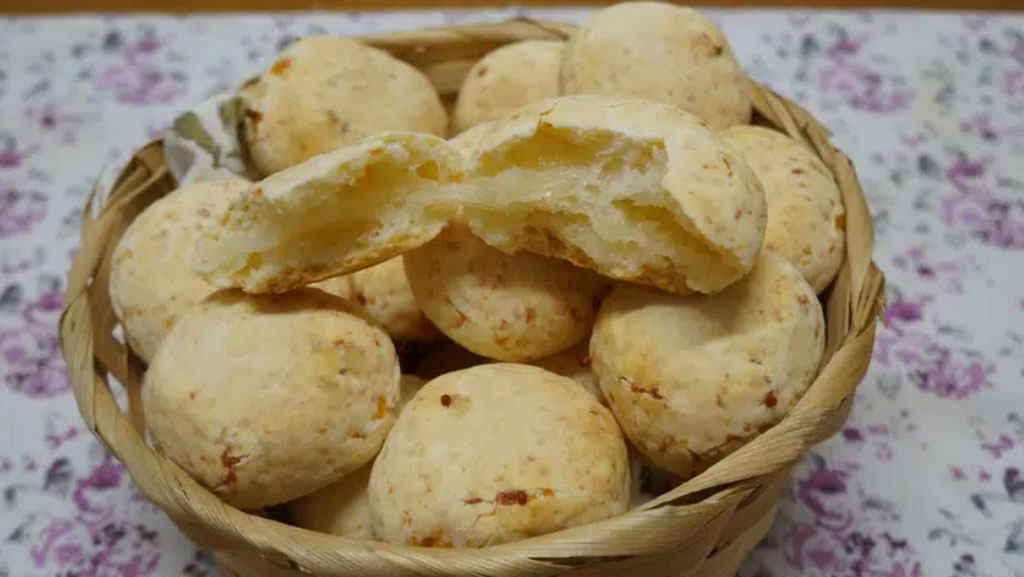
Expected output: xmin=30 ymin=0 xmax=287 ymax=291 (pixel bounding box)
xmin=1 ymin=8 xmax=1023 ymax=577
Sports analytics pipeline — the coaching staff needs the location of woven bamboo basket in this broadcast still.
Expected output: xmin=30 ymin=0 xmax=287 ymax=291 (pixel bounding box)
xmin=59 ymin=18 xmax=885 ymax=577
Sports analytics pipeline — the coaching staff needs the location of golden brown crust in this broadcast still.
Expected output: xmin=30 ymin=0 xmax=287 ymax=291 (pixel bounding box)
xmin=368 ymin=364 xmax=630 ymax=547
xmin=404 ymin=224 xmax=603 ymax=362
xmin=560 ymin=2 xmax=750 ymax=130
xmin=314 ymin=258 xmax=443 ymax=342
xmin=240 ymin=36 xmax=447 ymax=176
xmin=721 ymin=125 xmax=846 ymax=293
xmin=591 ymin=252 xmax=825 ymax=478
xmin=109 ymin=179 xmax=250 ymax=361
xmin=453 ymin=40 xmax=563 ymax=133
xmin=143 ymin=289 xmax=401 ymax=509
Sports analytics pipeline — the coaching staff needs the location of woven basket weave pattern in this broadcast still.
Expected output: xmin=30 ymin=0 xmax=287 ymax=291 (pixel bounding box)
xmin=59 ymin=19 xmax=885 ymax=577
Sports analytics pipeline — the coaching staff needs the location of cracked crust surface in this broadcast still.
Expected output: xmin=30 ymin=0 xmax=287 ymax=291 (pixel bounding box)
xmin=448 ymin=120 xmax=496 ymax=161
xmin=240 ymin=36 xmax=447 ymax=176
xmin=591 ymin=252 xmax=824 ymax=478
xmin=368 ymin=364 xmax=630 ymax=547
xmin=458 ymin=94 xmax=766 ymax=295
xmin=143 ymin=288 xmax=400 ymax=509
xmin=193 ymin=132 xmax=463 ymax=294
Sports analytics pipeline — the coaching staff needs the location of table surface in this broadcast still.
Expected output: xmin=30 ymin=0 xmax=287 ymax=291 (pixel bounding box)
xmin=7 ymin=0 xmax=1024 ymax=16
xmin=1 ymin=8 xmax=1024 ymax=577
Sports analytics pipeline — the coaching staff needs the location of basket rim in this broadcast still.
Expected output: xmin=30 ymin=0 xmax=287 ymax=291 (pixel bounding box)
xmin=59 ymin=17 xmax=886 ymax=575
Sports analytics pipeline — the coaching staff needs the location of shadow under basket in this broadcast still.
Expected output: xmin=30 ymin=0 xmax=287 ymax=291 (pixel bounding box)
xmin=59 ymin=18 xmax=886 ymax=577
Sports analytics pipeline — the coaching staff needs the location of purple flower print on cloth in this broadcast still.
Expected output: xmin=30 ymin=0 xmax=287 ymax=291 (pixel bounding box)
xmin=98 ymin=64 xmax=187 ymax=106
xmin=29 ymin=460 xmax=161 ymax=577
xmin=4 ymin=10 xmax=1024 ymax=577
xmin=891 ymin=246 xmax=980 ymax=296
xmin=22 ymin=102 xmax=96 ymax=145
xmin=3 ymin=246 xmax=46 ymax=276
xmin=94 ymin=29 xmax=187 ymax=106
xmin=772 ymin=456 xmax=923 ymax=577
xmin=898 ymin=340 xmax=991 ymax=400
xmin=958 ymin=112 xmax=1024 ymax=156
xmin=883 ymin=295 xmax=930 ymax=325
xmin=874 ymin=300 xmax=993 ymax=400
xmin=820 ymin=62 xmax=914 ymax=114
xmin=970 ymin=413 xmax=1024 ymax=463
xmin=0 ymin=134 xmax=39 ymax=170
xmin=1005 ymin=67 xmax=1024 ymax=100
xmin=840 ymin=422 xmax=900 ymax=463
xmin=815 ymin=31 xmax=914 ymax=114
xmin=0 ymin=181 xmax=47 ymax=238
xmin=941 ymin=157 xmax=1024 ymax=249
xmin=2 ymin=289 xmax=69 ymax=398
